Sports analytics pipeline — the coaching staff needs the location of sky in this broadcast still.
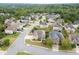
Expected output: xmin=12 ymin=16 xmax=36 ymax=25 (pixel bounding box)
xmin=0 ymin=0 xmax=79 ymax=4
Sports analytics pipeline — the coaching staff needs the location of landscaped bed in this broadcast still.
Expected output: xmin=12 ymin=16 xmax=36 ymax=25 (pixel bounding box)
xmin=0 ymin=33 xmax=19 ymax=51
xmin=16 ymin=51 xmax=31 ymax=55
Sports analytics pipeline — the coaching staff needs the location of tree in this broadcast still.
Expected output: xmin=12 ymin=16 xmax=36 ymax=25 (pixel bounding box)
xmin=0 ymin=24 xmax=6 ymax=32
xmin=0 ymin=32 xmax=5 ymax=39
xmin=3 ymin=39 xmax=10 ymax=46
xmin=62 ymin=27 xmax=68 ymax=38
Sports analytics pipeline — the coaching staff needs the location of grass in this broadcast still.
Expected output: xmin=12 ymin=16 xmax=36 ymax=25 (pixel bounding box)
xmin=17 ymin=51 xmax=31 ymax=55
xmin=26 ymin=40 xmax=42 ymax=46
xmin=3 ymin=33 xmax=19 ymax=44
xmin=0 ymin=32 xmax=19 ymax=51
xmin=26 ymin=39 xmax=52 ymax=49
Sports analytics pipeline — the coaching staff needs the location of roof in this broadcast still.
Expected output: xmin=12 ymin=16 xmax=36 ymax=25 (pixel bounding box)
xmin=65 ymin=24 xmax=75 ymax=29
xmin=33 ymin=30 xmax=45 ymax=40
xmin=40 ymin=22 xmax=47 ymax=25
xmin=49 ymin=31 xmax=64 ymax=40
xmin=70 ymin=34 xmax=79 ymax=42
xmin=5 ymin=26 xmax=17 ymax=31
xmin=74 ymin=20 xmax=79 ymax=24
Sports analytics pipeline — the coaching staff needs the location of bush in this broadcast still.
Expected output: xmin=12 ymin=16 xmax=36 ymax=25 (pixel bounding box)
xmin=45 ymin=38 xmax=53 ymax=48
xmin=0 ymin=32 xmax=5 ymax=39
xmin=3 ymin=39 xmax=10 ymax=46
xmin=71 ymin=43 xmax=76 ymax=48
xmin=59 ymin=39 xmax=76 ymax=50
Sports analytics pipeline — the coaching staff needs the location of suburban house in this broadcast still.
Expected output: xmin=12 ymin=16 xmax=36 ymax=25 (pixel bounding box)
xmin=0 ymin=13 xmax=5 ymax=16
xmin=74 ymin=20 xmax=79 ymax=25
xmin=39 ymin=21 xmax=48 ymax=28
xmin=53 ymin=23 xmax=62 ymax=31
xmin=64 ymin=24 xmax=76 ymax=33
xmin=48 ymin=18 xmax=55 ymax=23
xmin=20 ymin=16 xmax=30 ymax=23
xmin=56 ymin=19 xmax=64 ymax=25
xmin=72 ymin=24 xmax=79 ymax=29
xmin=69 ymin=33 xmax=79 ymax=45
xmin=33 ymin=30 xmax=46 ymax=41
xmin=4 ymin=18 xmax=28 ymax=34
xmin=5 ymin=21 xmax=18 ymax=34
xmin=49 ymin=31 xmax=64 ymax=44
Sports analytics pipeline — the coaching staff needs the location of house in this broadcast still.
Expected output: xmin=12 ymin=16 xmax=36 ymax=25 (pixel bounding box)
xmin=69 ymin=33 xmax=79 ymax=45
xmin=55 ymin=14 xmax=60 ymax=18
xmin=39 ymin=21 xmax=48 ymax=28
xmin=0 ymin=13 xmax=5 ymax=16
xmin=48 ymin=18 xmax=55 ymax=23
xmin=53 ymin=23 xmax=62 ymax=31
xmin=64 ymin=24 xmax=76 ymax=33
xmin=74 ymin=20 xmax=79 ymax=25
xmin=72 ymin=24 xmax=79 ymax=29
xmin=5 ymin=23 xmax=17 ymax=34
xmin=5 ymin=18 xmax=16 ymax=26
xmin=56 ymin=19 xmax=64 ymax=25
xmin=33 ymin=30 xmax=45 ymax=41
xmin=20 ymin=16 xmax=29 ymax=23
xmin=4 ymin=18 xmax=27 ymax=34
xmin=49 ymin=31 xmax=64 ymax=44
xmin=16 ymin=20 xmax=24 ymax=31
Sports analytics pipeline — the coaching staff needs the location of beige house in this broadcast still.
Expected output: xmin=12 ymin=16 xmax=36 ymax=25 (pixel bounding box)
xmin=5 ymin=21 xmax=17 ymax=34
xmin=53 ymin=23 xmax=62 ymax=31
xmin=33 ymin=30 xmax=45 ymax=41
xmin=4 ymin=18 xmax=25 ymax=34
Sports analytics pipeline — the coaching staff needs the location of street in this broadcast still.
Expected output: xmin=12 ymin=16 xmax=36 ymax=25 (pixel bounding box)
xmin=5 ymin=26 xmax=34 ymax=55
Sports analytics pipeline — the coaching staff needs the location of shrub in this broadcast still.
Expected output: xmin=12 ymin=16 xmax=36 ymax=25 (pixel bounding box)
xmin=59 ymin=39 xmax=76 ymax=50
xmin=3 ymin=39 xmax=10 ymax=46
xmin=45 ymin=38 xmax=53 ymax=48
xmin=71 ymin=43 xmax=76 ymax=48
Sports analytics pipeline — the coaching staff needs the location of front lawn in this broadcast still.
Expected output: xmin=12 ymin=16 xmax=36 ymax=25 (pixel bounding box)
xmin=26 ymin=39 xmax=43 ymax=47
xmin=0 ymin=33 xmax=19 ymax=50
xmin=25 ymin=39 xmax=53 ymax=49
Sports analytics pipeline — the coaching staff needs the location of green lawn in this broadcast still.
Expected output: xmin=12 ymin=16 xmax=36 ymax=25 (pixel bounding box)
xmin=26 ymin=40 xmax=42 ymax=46
xmin=0 ymin=33 xmax=19 ymax=50
xmin=17 ymin=51 xmax=31 ymax=55
xmin=25 ymin=39 xmax=52 ymax=49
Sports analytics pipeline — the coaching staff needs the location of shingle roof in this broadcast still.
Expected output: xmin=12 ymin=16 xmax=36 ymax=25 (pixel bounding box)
xmin=49 ymin=31 xmax=64 ymax=40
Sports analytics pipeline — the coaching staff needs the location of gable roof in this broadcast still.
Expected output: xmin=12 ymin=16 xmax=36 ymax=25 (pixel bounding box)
xmin=33 ymin=30 xmax=45 ymax=40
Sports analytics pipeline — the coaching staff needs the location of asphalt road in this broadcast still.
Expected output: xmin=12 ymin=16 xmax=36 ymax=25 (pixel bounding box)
xmin=5 ymin=26 xmax=34 ymax=55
